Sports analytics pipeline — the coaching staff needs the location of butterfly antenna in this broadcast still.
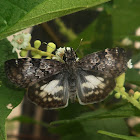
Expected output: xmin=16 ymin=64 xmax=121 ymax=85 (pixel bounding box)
xmin=75 ymin=38 xmax=83 ymax=52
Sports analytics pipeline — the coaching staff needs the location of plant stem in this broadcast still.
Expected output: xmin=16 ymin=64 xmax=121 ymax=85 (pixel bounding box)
xmin=25 ymin=45 xmax=55 ymax=57
xmin=115 ymin=87 xmax=140 ymax=110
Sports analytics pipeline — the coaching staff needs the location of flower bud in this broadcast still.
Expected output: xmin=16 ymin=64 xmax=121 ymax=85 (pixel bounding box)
xmin=115 ymin=92 xmax=121 ymax=99
xmin=47 ymin=42 xmax=56 ymax=53
xmin=134 ymin=91 xmax=140 ymax=100
xmin=34 ymin=40 xmax=41 ymax=49
xmin=122 ymin=95 xmax=126 ymax=99
xmin=20 ymin=50 xmax=28 ymax=57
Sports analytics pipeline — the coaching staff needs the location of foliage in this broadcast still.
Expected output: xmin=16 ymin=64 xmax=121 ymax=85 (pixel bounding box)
xmin=0 ymin=0 xmax=140 ymax=140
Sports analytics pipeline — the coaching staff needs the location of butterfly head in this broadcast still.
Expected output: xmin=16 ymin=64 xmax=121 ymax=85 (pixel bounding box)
xmin=63 ymin=47 xmax=77 ymax=63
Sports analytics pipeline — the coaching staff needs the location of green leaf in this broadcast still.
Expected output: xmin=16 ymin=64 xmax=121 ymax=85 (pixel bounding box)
xmin=112 ymin=0 xmax=140 ymax=41
xmin=51 ymin=118 xmax=128 ymax=140
xmin=51 ymin=103 xmax=140 ymax=125
xmin=98 ymin=130 xmax=140 ymax=140
xmin=133 ymin=123 xmax=140 ymax=134
xmin=0 ymin=39 xmax=24 ymax=140
xmin=126 ymin=69 xmax=140 ymax=87
xmin=7 ymin=115 xmax=49 ymax=128
xmin=131 ymin=52 xmax=140 ymax=65
xmin=0 ymin=0 xmax=110 ymax=40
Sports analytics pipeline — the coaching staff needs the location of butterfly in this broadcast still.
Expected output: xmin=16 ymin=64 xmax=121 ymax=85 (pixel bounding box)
xmin=5 ymin=47 xmax=128 ymax=109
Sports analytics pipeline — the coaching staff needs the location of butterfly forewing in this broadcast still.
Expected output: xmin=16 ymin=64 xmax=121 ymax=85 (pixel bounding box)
xmin=27 ymin=72 xmax=69 ymax=109
xmin=77 ymin=48 xmax=128 ymax=78
xmin=5 ymin=58 xmax=63 ymax=88
xmin=76 ymin=70 xmax=115 ymax=104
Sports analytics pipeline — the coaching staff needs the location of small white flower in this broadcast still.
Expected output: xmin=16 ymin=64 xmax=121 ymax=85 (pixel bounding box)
xmin=52 ymin=47 xmax=69 ymax=61
xmin=127 ymin=59 xmax=133 ymax=69
xmin=52 ymin=47 xmax=65 ymax=61
xmin=6 ymin=103 xmax=14 ymax=110
xmin=52 ymin=47 xmax=80 ymax=62
xmin=121 ymin=37 xmax=132 ymax=46
xmin=11 ymin=33 xmax=31 ymax=53
xmin=52 ymin=47 xmax=79 ymax=62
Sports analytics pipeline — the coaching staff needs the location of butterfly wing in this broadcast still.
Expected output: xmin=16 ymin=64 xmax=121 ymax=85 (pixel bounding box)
xmin=27 ymin=72 xmax=69 ymax=109
xmin=77 ymin=48 xmax=128 ymax=78
xmin=76 ymin=70 xmax=115 ymax=105
xmin=5 ymin=58 xmax=63 ymax=88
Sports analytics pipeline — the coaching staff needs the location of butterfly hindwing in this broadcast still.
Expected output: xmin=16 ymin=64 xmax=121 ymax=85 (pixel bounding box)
xmin=27 ymin=73 xmax=69 ymax=109
xmin=76 ymin=70 xmax=116 ymax=105
xmin=77 ymin=48 xmax=128 ymax=78
xmin=5 ymin=58 xmax=63 ymax=88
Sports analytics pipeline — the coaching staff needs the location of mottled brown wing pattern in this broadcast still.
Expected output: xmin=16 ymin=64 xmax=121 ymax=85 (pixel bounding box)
xmin=77 ymin=48 xmax=128 ymax=78
xmin=27 ymin=72 xmax=69 ymax=109
xmin=76 ymin=70 xmax=115 ymax=105
xmin=5 ymin=58 xmax=63 ymax=88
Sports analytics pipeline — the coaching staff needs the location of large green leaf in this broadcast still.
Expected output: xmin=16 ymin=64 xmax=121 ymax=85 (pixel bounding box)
xmin=112 ymin=0 xmax=140 ymax=41
xmin=98 ymin=130 xmax=140 ymax=140
xmin=51 ymin=118 xmax=128 ymax=140
xmin=126 ymin=69 xmax=140 ymax=87
xmin=0 ymin=39 xmax=24 ymax=140
xmin=51 ymin=103 xmax=140 ymax=125
xmin=0 ymin=0 xmax=110 ymax=40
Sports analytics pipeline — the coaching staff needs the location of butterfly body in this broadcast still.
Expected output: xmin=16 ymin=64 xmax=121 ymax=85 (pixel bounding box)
xmin=5 ymin=47 xmax=128 ymax=109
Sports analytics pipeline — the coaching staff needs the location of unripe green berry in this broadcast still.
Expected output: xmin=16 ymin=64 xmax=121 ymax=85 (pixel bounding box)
xmin=122 ymin=95 xmax=126 ymax=99
xmin=34 ymin=40 xmax=41 ymax=49
xmin=47 ymin=42 xmax=56 ymax=53
xmin=33 ymin=54 xmax=42 ymax=58
xmin=134 ymin=92 xmax=140 ymax=100
xmin=120 ymin=87 xmax=125 ymax=92
xmin=20 ymin=50 xmax=28 ymax=57
xmin=115 ymin=92 xmax=121 ymax=99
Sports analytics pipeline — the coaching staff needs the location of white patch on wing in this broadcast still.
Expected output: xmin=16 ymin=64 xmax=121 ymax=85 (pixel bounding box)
xmin=82 ymin=75 xmax=104 ymax=89
xmin=85 ymin=75 xmax=101 ymax=85
xmin=82 ymin=82 xmax=96 ymax=89
xmin=39 ymin=91 xmax=47 ymax=98
xmin=40 ymin=80 xmax=59 ymax=91
xmin=48 ymin=98 xmax=52 ymax=102
xmin=95 ymin=91 xmax=99 ymax=95
xmin=98 ymin=83 xmax=106 ymax=89
xmin=84 ymin=91 xmax=93 ymax=96
xmin=40 ymin=80 xmax=63 ymax=95
xmin=43 ymin=98 xmax=47 ymax=102
xmin=51 ymin=86 xmax=63 ymax=95
xmin=53 ymin=96 xmax=63 ymax=101
xmin=97 ymin=77 xmax=104 ymax=82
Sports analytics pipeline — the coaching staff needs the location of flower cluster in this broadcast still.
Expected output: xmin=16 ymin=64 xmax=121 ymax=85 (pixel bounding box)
xmin=11 ymin=33 xmax=78 ymax=62
xmin=11 ymin=33 xmax=31 ymax=53
xmin=114 ymin=73 xmax=140 ymax=109
xmin=11 ymin=33 xmax=56 ymax=59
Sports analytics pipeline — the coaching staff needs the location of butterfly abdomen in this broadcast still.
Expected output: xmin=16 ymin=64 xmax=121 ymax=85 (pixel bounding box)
xmin=68 ymin=75 xmax=77 ymax=102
